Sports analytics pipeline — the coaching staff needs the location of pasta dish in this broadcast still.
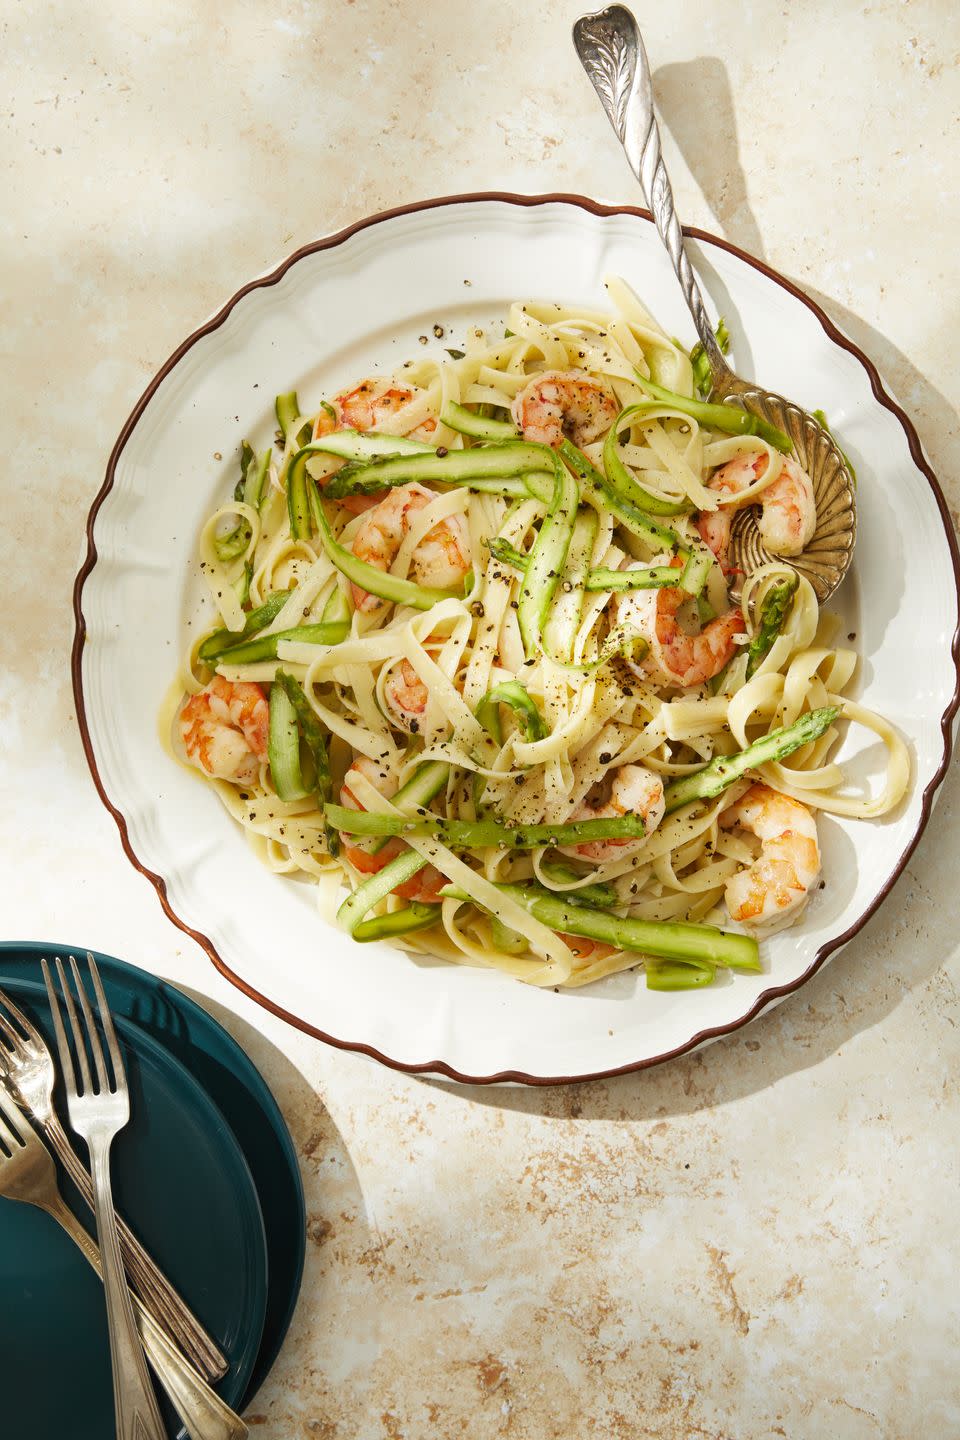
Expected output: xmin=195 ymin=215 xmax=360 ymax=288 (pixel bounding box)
xmin=173 ymin=278 xmax=908 ymax=990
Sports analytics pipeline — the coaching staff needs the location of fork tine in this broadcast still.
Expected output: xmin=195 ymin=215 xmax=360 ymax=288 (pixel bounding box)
xmin=87 ymin=954 xmax=124 ymax=1091
xmin=0 ymin=1098 xmax=22 ymax=1155
xmin=0 ymin=985 xmax=45 ymax=1046
xmin=0 ymin=1003 xmax=28 ymax=1060
xmin=54 ymin=957 xmax=93 ymax=1096
xmin=42 ymin=958 xmax=80 ymax=1098
xmin=70 ymin=956 xmax=109 ymax=1094
xmin=0 ymin=1082 xmax=35 ymax=1145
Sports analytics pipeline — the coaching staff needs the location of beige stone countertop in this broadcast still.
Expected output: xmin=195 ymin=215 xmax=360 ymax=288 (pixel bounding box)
xmin=4 ymin=1 xmax=960 ymax=1436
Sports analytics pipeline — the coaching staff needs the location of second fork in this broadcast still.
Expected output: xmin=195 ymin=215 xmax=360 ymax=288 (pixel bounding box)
xmin=44 ymin=954 xmax=167 ymax=1440
xmin=0 ymin=977 xmax=227 ymax=1382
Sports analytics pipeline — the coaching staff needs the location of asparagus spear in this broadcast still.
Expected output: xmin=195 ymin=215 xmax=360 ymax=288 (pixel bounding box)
xmin=210 ymin=619 xmax=348 ymax=666
xmin=537 ymin=862 xmax=618 ymax=909
xmin=689 ymin=318 xmax=730 ymax=398
xmin=198 ymin=589 xmax=292 ymax=662
xmin=485 ymin=537 xmax=529 ymax=572
xmin=745 ymin=575 xmax=798 ymax=678
xmin=584 ymin=565 xmax=679 ymax=592
xmin=324 ymin=805 xmax=648 ymax=850
xmin=337 ymin=850 xmax=429 ymax=933
xmin=663 ymin=705 xmax=839 ymax=814
xmin=440 ymin=882 xmax=760 ymax=971
xmin=476 ymin=681 xmax=548 ymax=744
xmin=352 ymin=904 xmax=440 ymax=942
xmin=633 ymin=373 xmax=792 ymax=452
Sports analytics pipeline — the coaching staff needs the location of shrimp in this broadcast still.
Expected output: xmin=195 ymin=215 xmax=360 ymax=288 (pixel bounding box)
xmin=315 ymin=379 xmax=437 ymax=514
xmin=350 ymin=482 xmax=470 ymax=613
xmin=721 ymin=782 xmax=820 ymax=931
xmin=561 ymin=935 xmax=618 ymax=965
xmin=511 ymin=368 xmax=618 ymax=449
xmin=339 ymin=756 xmax=445 ymax=903
xmin=697 ymin=451 xmax=816 ymax=565
xmin=561 ymin=764 xmax=665 ymax=863
xmin=180 ymin=676 xmax=269 ymax=785
xmin=617 ymin=561 xmax=745 ymax=688
xmin=383 ymin=658 xmax=428 ymax=732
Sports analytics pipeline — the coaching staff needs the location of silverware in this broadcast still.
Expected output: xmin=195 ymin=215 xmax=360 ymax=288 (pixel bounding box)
xmin=43 ymin=954 xmax=168 ymax=1440
xmin=0 ymin=980 xmax=227 ymax=1382
xmin=0 ymin=1080 xmax=248 ymax=1440
xmin=573 ymin=4 xmax=856 ymax=600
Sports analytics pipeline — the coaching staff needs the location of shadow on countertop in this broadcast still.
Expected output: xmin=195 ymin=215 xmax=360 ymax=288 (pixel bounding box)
xmin=172 ymin=988 xmax=379 ymax=1416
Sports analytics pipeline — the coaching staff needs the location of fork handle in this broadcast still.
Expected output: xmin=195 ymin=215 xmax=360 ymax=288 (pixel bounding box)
xmin=574 ymin=4 xmax=729 ymax=377
xmin=87 ymin=1134 xmax=169 ymax=1440
xmin=44 ymin=1192 xmax=248 ymax=1440
xmin=45 ymin=1110 xmax=227 ymax=1381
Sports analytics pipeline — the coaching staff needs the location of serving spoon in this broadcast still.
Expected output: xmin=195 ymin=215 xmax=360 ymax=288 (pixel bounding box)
xmin=573 ymin=4 xmax=856 ymax=601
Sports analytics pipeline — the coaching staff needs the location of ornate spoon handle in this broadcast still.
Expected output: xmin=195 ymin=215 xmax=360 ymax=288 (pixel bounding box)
xmin=573 ymin=4 xmax=728 ymax=377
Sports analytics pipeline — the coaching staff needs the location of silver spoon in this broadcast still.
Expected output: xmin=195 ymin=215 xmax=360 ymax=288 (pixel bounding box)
xmin=573 ymin=4 xmax=856 ymax=601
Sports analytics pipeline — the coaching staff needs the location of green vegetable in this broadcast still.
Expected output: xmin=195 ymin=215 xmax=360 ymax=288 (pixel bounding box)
xmin=336 ymin=849 xmax=431 ymax=932
xmin=584 ymin=565 xmax=680 ymax=592
xmin=294 ymin=430 xmax=433 ymax=465
xmin=476 ymin=681 xmax=548 ymax=744
xmin=198 ymin=590 xmax=294 ymax=662
xmin=558 ymin=441 xmax=689 ymax=556
xmin=393 ymin=761 xmax=450 ymax=810
xmin=441 ymin=882 xmax=760 ymax=971
xmin=537 ymin=862 xmax=618 ymax=909
xmin=371 ymin=760 xmax=450 ymax=854
xmin=308 ymin=480 xmax=463 ymax=611
xmin=633 ymin=373 xmax=792 ymax=453
xmin=232 ymin=560 xmax=252 ymax=608
xmin=274 ymin=670 xmax=336 ymax=853
xmin=517 ymin=455 xmax=579 ymax=654
xmin=287 ymin=467 xmax=312 ymax=541
xmin=663 ymin=705 xmax=839 ymax=813
xmin=486 ymin=537 xmax=528 ymax=572
xmin=439 ymin=401 xmax=518 ymax=441
xmin=352 ymin=903 xmax=440 ymax=942
xmin=490 ymin=915 xmax=529 ymax=954
xmin=233 ymin=441 xmax=271 ymax=511
xmin=214 ymin=515 xmax=252 ymax=563
xmin=689 ymin=318 xmax=730 ymax=398
xmin=325 ymin=805 xmax=647 ymax=850
xmin=275 ymin=391 xmax=311 ymax=448
xmin=268 ymin=681 xmax=311 ymax=801
xmin=602 ymin=407 xmax=694 ymax=516
xmin=645 ymin=958 xmax=716 ymax=990
xmin=232 ymin=441 xmax=269 ymax=510
xmin=321 ymin=440 xmax=557 ymax=500
xmin=679 ymin=543 xmax=715 ymax=598
xmin=212 ymin=620 xmax=348 ymax=667
xmin=542 ymin=507 xmax=597 ymax=664
xmin=746 ymin=575 xmax=798 ymax=678
xmin=812 ymin=409 xmax=857 ymax=485
xmin=321 ymin=585 xmax=352 ymax=630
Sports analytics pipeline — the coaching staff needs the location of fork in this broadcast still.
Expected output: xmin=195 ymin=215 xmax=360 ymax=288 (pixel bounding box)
xmin=0 ymin=977 xmax=227 ymax=1382
xmin=0 ymin=1079 xmax=248 ymax=1439
xmin=44 ymin=954 xmax=169 ymax=1440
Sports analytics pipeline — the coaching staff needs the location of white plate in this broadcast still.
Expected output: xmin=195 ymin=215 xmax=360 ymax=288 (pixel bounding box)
xmin=74 ymin=195 xmax=960 ymax=1085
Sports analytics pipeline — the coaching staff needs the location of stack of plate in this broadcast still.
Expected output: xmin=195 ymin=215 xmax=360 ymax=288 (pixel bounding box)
xmin=0 ymin=941 xmax=305 ymax=1440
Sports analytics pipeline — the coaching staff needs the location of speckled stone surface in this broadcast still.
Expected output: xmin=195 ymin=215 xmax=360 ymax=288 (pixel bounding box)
xmin=4 ymin=2 xmax=960 ymax=1436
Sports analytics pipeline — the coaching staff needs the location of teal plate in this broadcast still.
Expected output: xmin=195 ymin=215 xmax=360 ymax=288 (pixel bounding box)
xmin=0 ymin=975 xmax=267 ymax=1439
xmin=1 ymin=943 xmax=306 ymax=1415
